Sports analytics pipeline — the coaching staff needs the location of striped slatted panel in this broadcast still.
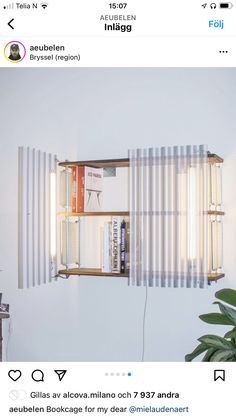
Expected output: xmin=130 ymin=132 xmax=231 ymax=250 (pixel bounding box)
xmin=129 ymin=145 xmax=208 ymax=288
xmin=18 ymin=147 xmax=57 ymax=288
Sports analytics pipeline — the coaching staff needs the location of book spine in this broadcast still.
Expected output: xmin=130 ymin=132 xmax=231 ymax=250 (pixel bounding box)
xmin=102 ymin=222 xmax=111 ymax=272
xmin=112 ymin=217 xmax=121 ymax=273
xmin=120 ymin=220 xmax=126 ymax=274
xmin=77 ymin=166 xmax=85 ymax=212
xmin=125 ymin=220 xmax=130 ymax=274
xmin=71 ymin=167 xmax=77 ymax=213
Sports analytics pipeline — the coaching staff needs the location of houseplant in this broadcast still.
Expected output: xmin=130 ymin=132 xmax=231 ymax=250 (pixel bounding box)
xmin=185 ymin=288 xmax=236 ymax=362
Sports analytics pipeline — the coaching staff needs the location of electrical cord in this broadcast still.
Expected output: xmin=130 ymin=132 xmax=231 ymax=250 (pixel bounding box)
xmin=141 ymin=282 xmax=148 ymax=362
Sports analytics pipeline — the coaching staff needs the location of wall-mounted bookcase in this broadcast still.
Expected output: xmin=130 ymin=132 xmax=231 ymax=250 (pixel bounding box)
xmin=57 ymin=154 xmax=225 ymax=283
xmin=18 ymin=147 xmax=225 ymax=288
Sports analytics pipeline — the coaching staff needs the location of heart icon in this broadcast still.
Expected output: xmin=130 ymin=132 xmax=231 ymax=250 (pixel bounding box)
xmin=8 ymin=370 xmax=22 ymax=382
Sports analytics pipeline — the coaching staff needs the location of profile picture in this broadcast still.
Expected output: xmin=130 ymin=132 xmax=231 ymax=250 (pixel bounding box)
xmin=4 ymin=41 xmax=26 ymax=63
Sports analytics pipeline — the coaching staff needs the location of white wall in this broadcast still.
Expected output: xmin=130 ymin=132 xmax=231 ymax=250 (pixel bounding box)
xmin=0 ymin=68 xmax=236 ymax=361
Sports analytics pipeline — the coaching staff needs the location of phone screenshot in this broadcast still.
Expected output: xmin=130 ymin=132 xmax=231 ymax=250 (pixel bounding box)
xmin=0 ymin=1 xmax=235 ymax=417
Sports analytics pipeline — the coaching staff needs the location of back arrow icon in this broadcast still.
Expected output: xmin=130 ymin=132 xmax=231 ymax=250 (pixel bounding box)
xmin=8 ymin=18 xmax=14 ymax=29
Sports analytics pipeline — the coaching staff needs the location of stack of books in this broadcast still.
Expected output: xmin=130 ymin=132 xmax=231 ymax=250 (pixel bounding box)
xmin=102 ymin=217 xmax=129 ymax=274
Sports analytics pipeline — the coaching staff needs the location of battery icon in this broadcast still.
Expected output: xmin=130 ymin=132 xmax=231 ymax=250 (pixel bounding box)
xmin=220 ymin=2 xmax=233 ymax=7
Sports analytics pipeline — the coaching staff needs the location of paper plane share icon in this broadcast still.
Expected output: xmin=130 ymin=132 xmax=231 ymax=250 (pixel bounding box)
xmin=54 ymin=370 xmax=67 ymax=382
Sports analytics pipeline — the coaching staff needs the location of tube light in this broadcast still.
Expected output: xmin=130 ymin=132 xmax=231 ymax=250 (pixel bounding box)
xmin=216 ymin=165 xmax=222 ymax=208
xmin=211 ymin=164 xmax=217 ymax=209
xmin=179 ymin=171 xmax=187 ymax=268
xmin=188 ymin=166 xmax=197 ymax=267
xmin=217 ymin=217 xmax=223 ymax=269
xmin=50 ymin=171 xmax=56 ymax=259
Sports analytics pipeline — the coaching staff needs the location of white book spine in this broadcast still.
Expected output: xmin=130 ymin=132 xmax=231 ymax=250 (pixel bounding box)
xmin=102 ymin=222 xmax=111 ymax=272
xmin=111 ymin=217 xmax=121 ymax=273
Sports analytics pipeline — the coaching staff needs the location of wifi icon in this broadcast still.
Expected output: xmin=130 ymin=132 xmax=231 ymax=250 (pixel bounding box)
xmin=41 ymin=2 xmax=48 ymax=9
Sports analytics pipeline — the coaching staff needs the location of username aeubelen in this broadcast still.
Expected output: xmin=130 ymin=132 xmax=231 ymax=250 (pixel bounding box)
xmin=30 ymin=45 xmax=65 ymax=51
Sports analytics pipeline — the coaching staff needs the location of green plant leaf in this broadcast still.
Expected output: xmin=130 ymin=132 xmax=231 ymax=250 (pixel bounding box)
xmin=199 ymin=313 xmax=235 ymax=325
xmin=215 ymin=289 xmax=236 ymax=308
xmin=202 ymin=348 xmax=217 ymax=362
xmin=185 ymin=343 xmax=208 ymax=362
xmin=198 ymin=334 xmax=235 ymax=350
xmin=224 ymin=329 xmax=236 ymax=340
xmin=189 ymin=289 xmax=236 ymax=363
xmin=208 ymin=349 xmax=236 ymax=362
xmin=214 ymin=302 xmax=236 ymax=325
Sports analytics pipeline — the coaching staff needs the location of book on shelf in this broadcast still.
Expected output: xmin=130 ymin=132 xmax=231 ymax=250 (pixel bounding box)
xmin=71 ymin=166 xmax=103 ymax=213
xmin=71 ymin=167 xmax=77 ymax=213
xmin=77 ymin=166 xmax=85 ymax=212
xmin=102 ymin=221 xmax=112 ymax=272
xmin=111 ymin=216 xmax=121 ymax=273
xmin=120 ymin=219 xmax=126 ymax=274
xmin=125 ymin=220 xmax=130 ymax=273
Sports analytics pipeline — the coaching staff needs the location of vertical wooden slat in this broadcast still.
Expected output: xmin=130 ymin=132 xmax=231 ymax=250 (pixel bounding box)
xmin=173 ymin=146 xmax=179 ymax=288
xmin=34 ymin=149 xmax=39 ymax=286
xmin=44 ymin=153 xmax=50 ymax=284
xmin=38 ymin=150 xmax=41 ymax=286
xmin=18 ymin=147 xmax=23 ymax=288
xmin=18 ymin=147 xmax=27 ymax=289
xmin=155 ymin=148 xmax=160 ymax=288
xmin=48 ymin=154 xmax=52 ymax=283
xmin=136 ymin=149 xmax=141 ymax=286
xmin=32 ymin=148 xmax=36 ymax=287
xmin=26 ymin=147 xmax=30 ymax=288
xmin=167 ymin=147 xmax=172 ymax=288
xmin=42 ymin=150 xmax=46 ymax=284
xmin=142 ymin=148 xmax=147 ymax=286
xmin=148 ymin=148 xmax=153 ymax=287
xmin=128 ymin=149 xmax=134 ymax=286
xmin=28 ymin=147 xmax=34 ymax=288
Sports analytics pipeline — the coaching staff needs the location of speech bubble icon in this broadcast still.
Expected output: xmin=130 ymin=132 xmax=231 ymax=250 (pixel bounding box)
xmin=31 ymin=369 xmax=44 ymax=382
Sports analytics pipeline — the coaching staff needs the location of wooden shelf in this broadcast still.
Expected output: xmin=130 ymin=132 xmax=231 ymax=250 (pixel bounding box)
xmin=208 ymin=153 xmax=224 ymax=164
xmin=208 ymin=210 xmax=225 ymax=216
xmin=58 ymin=268 xmax=128 ymax=277
xmin=58 ymin=269 xmax=224 ymax=282
xmin=59 ymin=158 xmax=129 ymax=168
xmin=60 ymin=211 xmax=223 ymax=217
xmin=59 ymin=211 xmax=129 ymax=217
xmin=59 ymin=154 xmax=223 ymax=169
xmin=208 ymin=273 xmax=225 ymax=282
